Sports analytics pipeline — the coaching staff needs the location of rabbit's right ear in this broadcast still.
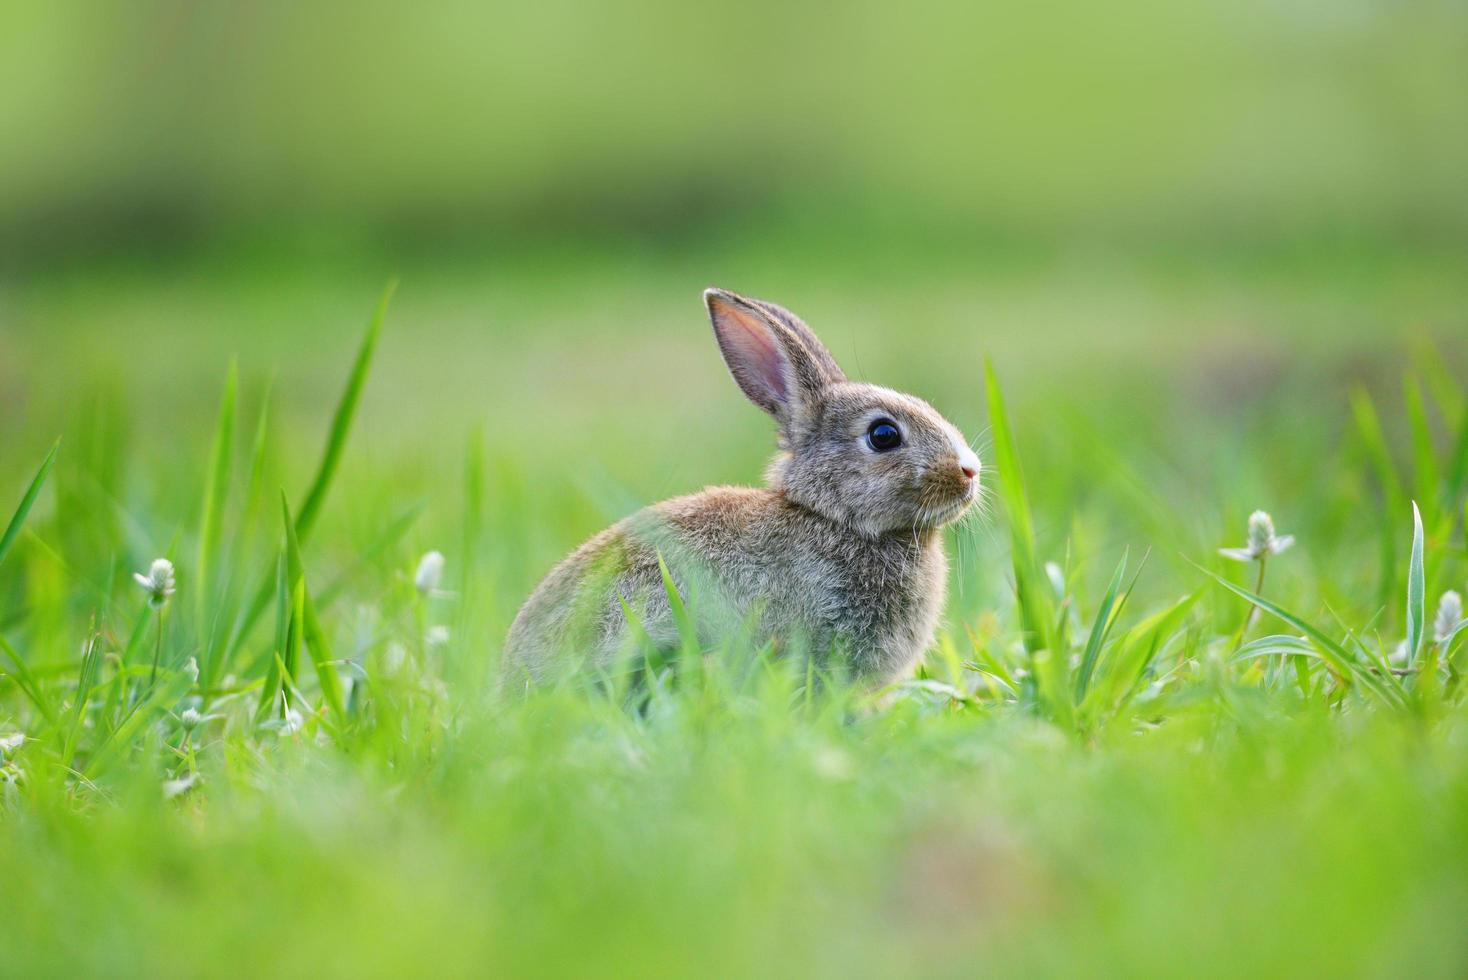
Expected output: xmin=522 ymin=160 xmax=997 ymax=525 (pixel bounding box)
xmin=703 ymin=288 xmax=845 ymax=425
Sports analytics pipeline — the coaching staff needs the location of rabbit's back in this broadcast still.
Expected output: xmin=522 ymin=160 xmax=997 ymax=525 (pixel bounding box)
xmin=501 ymin=487 xmax=947 ymax=684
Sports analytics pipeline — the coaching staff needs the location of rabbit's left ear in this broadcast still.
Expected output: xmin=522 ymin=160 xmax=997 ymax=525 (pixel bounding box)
xmin=704 ymin=288 xmax=845 ymax=426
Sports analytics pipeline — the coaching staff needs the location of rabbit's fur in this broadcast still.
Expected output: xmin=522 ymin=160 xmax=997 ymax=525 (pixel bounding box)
xmin=503 ymin=288 xmax=981 ymax=687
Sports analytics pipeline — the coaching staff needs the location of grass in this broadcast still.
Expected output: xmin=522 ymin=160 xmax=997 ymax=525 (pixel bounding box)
xmin=1 ymin=248 xmax=1468 ymax=977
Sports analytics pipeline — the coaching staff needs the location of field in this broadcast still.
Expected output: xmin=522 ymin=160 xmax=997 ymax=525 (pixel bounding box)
xmin=1 ymin=231 xmax=1466 ymax=977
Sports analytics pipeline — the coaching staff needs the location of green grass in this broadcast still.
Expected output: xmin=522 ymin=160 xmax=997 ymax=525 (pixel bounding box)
xmin=1 ymin=249 xmax=1468 ymax=977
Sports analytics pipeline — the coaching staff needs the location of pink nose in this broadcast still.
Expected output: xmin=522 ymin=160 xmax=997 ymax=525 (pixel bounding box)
xmin=960 ymin=464 xmax=978 ymax=480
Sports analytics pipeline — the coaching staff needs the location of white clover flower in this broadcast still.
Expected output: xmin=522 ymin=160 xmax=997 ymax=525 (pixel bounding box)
xmin=1220 ymin=510 xmax=1295 ymax=563
xmin=414 ymin=551 xmax=445 ymax=596
xmin=425 ymin=625 xmax=451 ymax=649
xmin=1434 ymin=590 xmax=1464 ymax=645
xmin=180 ymin=707 xmax=203 ymax=731
xmin=133 ymin=558 xmax=177 ymax=609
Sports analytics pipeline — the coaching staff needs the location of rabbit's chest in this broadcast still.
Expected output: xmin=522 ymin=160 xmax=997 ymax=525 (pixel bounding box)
xmin=807 ymin=537 xmax=947 ymax=676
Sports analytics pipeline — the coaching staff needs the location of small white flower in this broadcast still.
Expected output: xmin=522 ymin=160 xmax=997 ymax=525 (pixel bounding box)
xmin=180 ymin=707 xmax=203 ymax=731
xmin=1220 ymin=511 xmax=1295 ymax=562
xmin=425 ymin=625 xmax=451 ymax=648
xmin=183 ymin=657 xmax=200 ymax=685
xmin=0 ymin=733 xmax=24 ymax=758
xmin=382 ymin=642 xmax=408 ymax=675
xmin=1434 ymin=590 xmax=1464 ymax=645
xmin=162 ymin=773 xmax=200 ymax=800
xmin=279 ymin=708 xmax=305 ymax=737
xmin=133 ymin=558 xmax=177 ymax=609
xmin=414 ymin=551 xmax=445 ymax=596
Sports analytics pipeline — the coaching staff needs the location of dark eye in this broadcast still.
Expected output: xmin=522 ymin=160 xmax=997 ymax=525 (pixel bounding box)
xmin=866 ymin=419 xmax=903 ymax=452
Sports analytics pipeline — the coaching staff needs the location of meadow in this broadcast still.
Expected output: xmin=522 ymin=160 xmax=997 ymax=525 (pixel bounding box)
xmin=2 ymin=231 xmax=1468 ymax=977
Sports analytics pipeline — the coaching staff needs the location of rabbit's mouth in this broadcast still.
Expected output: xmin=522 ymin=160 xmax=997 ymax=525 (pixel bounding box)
xmin=917 ymin=486 xmax=976 ymax=527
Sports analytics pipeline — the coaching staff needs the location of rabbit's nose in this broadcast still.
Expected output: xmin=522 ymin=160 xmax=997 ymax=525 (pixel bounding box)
xmin=951 ymin=438 xmax=981 ymax=482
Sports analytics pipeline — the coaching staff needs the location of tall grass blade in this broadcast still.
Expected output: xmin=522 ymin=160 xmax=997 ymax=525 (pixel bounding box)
xmin=280 ymin=495 xmax=346 ymax=720
xmin=231 ymin=283 xmax=396 ymax=659
xmin=1074 ymin=548 xmax=1128 ymax=701
xmin=984 ymin=359 xmax=1056 ymax=657
xmin=296 ymin=280 xmax=396 ymax=539
xmin=196 ymin=360 xmax=238 ymax=626
xmin=0 ymin=439 xmax=60 ymax=571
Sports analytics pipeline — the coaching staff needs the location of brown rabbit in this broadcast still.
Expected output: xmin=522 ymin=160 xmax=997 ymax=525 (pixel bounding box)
xmin=503 ymin=288 xmax=981 ymax=687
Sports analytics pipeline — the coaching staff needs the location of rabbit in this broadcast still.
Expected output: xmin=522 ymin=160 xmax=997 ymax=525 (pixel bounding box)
xmin=502 ymin=287 xmax=981 ymax=689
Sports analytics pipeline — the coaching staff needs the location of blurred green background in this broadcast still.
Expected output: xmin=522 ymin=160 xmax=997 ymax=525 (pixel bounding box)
xmin=6 ymin=0 xmax=1468 ymax=254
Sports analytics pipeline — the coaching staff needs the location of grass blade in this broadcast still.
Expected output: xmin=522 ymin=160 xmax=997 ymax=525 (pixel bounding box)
xmin=1193 ymin=562 xmax=1406 ymax=709
xmin=657 ymin=552 xmax=699 ymax=660
xmin=297 ymin=279 xmax=396 ymax=540
xmin=1074 ymin=548 xmax=1128 ymax=701
xmin=0 ymin=439 xmax=60 ymax=571
xmin=230 ymin=283 xmax=396 ymax=659
xmin=61 ymin=632 xmax=104 ymax=769
xmin=257 ymin=552 xmax=292 ymax=717
xmin=0 ymin=633 xmax=59 ymax=726
xmin=984 ymin=359 xmax=1056 ymax=658
xmin=280 ymin=494 xmax=346 ymax=720
xmin=196 ymin=359 xmax=238 ymax=626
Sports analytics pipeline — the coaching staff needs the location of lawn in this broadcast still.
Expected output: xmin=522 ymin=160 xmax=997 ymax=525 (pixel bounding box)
xmin=2 ymin=236 xmax=1467 ymax=977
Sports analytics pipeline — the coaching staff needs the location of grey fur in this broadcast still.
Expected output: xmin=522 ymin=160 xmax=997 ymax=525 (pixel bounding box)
xmin=502 ymin=288 xmax=981 ymax=688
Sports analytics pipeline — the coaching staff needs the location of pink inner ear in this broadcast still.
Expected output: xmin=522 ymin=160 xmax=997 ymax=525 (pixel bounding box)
xmin=718 ymin=303 xmax=788 ymax=404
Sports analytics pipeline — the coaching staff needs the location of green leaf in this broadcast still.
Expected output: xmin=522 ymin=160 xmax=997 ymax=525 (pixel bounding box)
xmin=1074 ymin=548 xmax=1129 ymax=701
xmin=1194 ymin=562 xmax=1406 ymax=710
xmin=0 ymin=439 xmax=60 ymax=571
xmin=1233 ymin=634 xmax=1319 ymax=663
xmin=1082 ymin=591 xmax=1197 ymax=720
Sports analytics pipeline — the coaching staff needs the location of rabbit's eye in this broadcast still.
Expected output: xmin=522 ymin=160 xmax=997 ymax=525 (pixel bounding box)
xmin=866 ymin=419 xmax=903 ymax=452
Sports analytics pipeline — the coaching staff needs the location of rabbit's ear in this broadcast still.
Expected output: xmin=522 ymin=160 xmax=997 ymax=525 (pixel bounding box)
xmin=703 ymin=288 xmax=845 ymax=422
